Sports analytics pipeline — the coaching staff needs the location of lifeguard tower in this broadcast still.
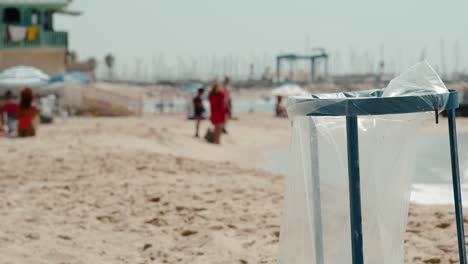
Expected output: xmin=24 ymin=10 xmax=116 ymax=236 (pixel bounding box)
xmin=0 ymin=0 xmax=80 ymax=75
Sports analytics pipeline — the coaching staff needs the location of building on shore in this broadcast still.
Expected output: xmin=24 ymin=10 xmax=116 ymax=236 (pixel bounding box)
xmin=0 ymin=0 xmax=80 ymax=75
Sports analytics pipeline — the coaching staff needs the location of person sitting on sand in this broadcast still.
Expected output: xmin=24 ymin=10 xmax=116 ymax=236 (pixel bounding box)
xmin=17 ymin=88 xmax=38 ymax=138
xmin=1 ymin=90 xmax=18 ymax=135
xmin=275 ymin=96 xmax=287 ymax=117
xmin=193 ymin=88 xmax=205 ymax=137
xmin=208 ymin=82 xmax=226 ymax=144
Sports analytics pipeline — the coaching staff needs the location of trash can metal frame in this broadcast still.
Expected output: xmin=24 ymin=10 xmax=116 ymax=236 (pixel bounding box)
xmin=287 ymin=89 xmax=466 ymax=264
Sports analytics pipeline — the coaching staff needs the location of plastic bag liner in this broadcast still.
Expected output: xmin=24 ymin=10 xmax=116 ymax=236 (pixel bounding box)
xmin=279 ymin=61 xmax=452 ymax=264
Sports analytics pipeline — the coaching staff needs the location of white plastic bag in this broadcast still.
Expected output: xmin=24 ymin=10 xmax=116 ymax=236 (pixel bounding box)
xmin=280 ymin=61 xmax=448 ymax=264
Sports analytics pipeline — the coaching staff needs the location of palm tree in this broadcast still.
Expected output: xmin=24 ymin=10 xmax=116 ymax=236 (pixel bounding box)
xmin=104 ymin=53 xmax=115 ymax=81
xmin=66 ymin=50 xmax=77 ymax=65
xmin=87 ymin=57 xmax=97 ymax=70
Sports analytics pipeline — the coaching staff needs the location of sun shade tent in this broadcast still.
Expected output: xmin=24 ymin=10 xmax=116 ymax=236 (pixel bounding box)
xmin=42 ymin=71 xmax=91 ymax=96
xmin=272 ymin=82 xmax=308 ymax=97
xmin=279 ymin=62 xmax=467 ymax=264
xmin=49 ymin=71 xmax=92 ymax=84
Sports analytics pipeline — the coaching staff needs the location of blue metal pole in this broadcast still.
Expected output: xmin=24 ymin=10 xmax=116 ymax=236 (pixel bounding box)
xmin=310 ymin=58 xmax=315 ymax=82
xmin=448 ymin=108 xmax=468 ymax=264
xmin=346 ymin=116 xmax=364 ymax=264
xmin=276 ymin=57 xmax=280 ymax=83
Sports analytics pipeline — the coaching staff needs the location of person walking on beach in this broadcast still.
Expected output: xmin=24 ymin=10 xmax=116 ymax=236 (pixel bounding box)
xmin=17 ymin=88 xmax=37 ymax=138
xmin=208 ymin=82 xmax=226 ymax=144
xmin=193 ymin=88 xmax=205 ymax=137
xmin=1 ymin=91 xmax=18 ymax=135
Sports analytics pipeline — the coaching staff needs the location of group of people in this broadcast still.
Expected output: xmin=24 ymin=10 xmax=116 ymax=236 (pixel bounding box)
xmin=193 ymin=77 xmax=232 ymax=144
xmin=0 ymin=88 xmax=38 ymax=138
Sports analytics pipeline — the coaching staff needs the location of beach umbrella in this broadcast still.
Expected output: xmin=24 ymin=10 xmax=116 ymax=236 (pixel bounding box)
xmin=0 ymin=66 xmax=50 ymax=89
xmin=271 ymin=82 xmax=308 ymax=96
xmin=49 ymin=71 xmax=92 ymax=84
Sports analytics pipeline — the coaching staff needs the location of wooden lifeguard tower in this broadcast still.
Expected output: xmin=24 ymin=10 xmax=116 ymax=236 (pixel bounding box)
xmin=0 ymin=0 xmax=80 ymax=75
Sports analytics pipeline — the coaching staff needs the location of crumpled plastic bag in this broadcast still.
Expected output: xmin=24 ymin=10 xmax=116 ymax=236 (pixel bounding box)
xmin=383 ymin=60 xmax=448 ymax=97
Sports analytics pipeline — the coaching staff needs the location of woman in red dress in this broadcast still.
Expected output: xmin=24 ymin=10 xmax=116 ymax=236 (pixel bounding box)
xmin=17 ymin=88 xmax=37 ymax=138
xmin=208 ymin=82 xmax=226 ymax=144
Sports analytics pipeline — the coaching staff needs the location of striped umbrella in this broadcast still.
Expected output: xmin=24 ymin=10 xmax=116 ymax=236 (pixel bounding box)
xmin=0 ymin=66 xmax=50 ymax=89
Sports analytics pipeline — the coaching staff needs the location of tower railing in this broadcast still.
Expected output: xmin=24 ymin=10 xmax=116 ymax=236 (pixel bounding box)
xmin=0 ymin=24 xmax=68 ymax=49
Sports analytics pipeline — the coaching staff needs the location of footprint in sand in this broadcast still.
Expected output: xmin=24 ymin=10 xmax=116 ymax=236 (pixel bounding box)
xmin=242 ymin=240 xmax=256 ymax=249
xmin=436 ymin=244 xmax=452 ymax=253
xmin=58 ymin=235 xmax=72 ymax=240
xmin=148 ymin=197 xmax=161 ymax=203
xmin=435 ymin=222 xmax=451 ymax=229
xmin=434 ymin=212 xmax=444 ymax=219
xmin=25 ymin=233 xmax=40 ymax=240
xmin=143 ymin=243 xmax=152 ymax=251
xmin=423 ymin=257 xmax=441 ymax=263
xmin=144 ymin=218 xmax=168 ymax=226
xmin=181 ymin=230 xmax=198 ymax=236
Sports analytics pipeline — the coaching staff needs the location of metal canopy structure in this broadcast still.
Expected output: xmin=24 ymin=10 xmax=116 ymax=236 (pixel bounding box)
xmin=276 ymin=48 xmax=329 ymax=83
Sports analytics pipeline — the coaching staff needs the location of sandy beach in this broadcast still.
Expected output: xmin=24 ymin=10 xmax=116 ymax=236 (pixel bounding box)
xmin=0 ymin=113 xmax=466 ymax=263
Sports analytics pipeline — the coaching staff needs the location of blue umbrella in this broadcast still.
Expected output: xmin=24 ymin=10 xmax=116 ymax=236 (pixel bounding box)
xmin=49 ymin=71 xmax=92 ymax=84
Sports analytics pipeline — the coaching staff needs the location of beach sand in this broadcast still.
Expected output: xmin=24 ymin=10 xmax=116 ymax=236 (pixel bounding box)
xmin=0 ymin=113 xmax=466 ymax=263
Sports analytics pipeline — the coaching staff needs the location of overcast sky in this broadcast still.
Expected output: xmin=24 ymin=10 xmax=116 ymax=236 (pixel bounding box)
xmin=56 ymin=0 xmax=468 ymax=78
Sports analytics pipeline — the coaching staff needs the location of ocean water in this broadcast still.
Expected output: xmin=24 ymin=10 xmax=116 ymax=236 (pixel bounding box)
xmin=263 ymin=132 xmax=468 ymax=205
xmin=411 ymin=133 xmax=468 ymax=204
xmin=143 ymin=99 xmax=275 ymax=114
